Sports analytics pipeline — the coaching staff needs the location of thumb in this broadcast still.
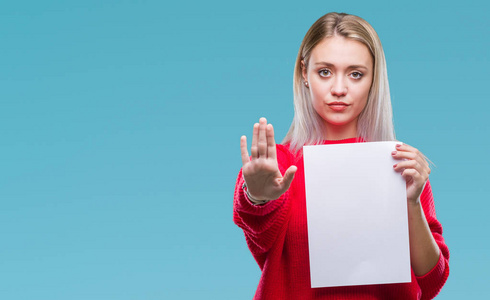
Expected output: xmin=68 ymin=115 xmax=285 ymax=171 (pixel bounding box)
xmin=282 ymin=165 xmax=297 ymax=189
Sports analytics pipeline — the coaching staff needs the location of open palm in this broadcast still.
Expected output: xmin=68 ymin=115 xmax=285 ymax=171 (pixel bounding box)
xmin=240 ymin=118 xmax=297 ymax=202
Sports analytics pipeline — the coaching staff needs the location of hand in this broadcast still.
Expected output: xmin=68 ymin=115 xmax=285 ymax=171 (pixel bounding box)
xmin=240 ymin=118 xmax=297 ymax=201
xmin=392 ymin=143 xmax=431 ymax=204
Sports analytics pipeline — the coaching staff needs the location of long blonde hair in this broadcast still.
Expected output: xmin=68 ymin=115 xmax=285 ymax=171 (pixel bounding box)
xmin=283 ymin=12 xmax=395 ymax=152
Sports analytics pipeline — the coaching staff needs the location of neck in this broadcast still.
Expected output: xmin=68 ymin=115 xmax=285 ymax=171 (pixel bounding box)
xmin=324 ymin=122 xmax=358 ymax=141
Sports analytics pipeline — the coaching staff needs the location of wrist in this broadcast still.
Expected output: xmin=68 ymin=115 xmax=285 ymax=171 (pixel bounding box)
xmin=407 ymin=198 xmax=422 ymax=213
xmin=408 ymin=196 xmax=421 ymax=206
xmin=242 ymin=182 xmax=269 ymax=205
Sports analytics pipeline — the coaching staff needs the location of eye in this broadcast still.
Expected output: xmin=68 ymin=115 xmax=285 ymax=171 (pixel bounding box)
xmin=350 ymin=72 xmax=363 ymax=80
xmin=318 ymin=69 xmax=332 ymax=78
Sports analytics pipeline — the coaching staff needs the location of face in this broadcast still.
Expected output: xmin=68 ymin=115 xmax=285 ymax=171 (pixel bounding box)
xmin=302 ymin=35 xmax=373 ymax=139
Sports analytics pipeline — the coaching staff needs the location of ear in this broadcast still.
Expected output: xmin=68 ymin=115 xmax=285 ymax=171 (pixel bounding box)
xmin=301 ymin=60 xmax=308 ymax=82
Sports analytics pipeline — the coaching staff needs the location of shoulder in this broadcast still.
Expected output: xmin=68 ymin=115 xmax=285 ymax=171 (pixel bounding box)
xmin=276 ymin=143 xmax=291 ymax=155
xmin=277 ymin=143 xmax=305 ymax=169
xmin=277 ymin=143 xmax=297 ymax=158
xmin=276 ymin=143 xmax=297 ymax=168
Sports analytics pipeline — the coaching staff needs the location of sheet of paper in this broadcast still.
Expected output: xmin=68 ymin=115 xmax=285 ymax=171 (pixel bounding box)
xmin=303 ymin=141 xmax=410 ymax=288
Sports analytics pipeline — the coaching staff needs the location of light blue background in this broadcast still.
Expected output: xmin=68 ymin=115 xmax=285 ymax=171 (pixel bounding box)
xmin=1 ymin=0 xmax=488 ymax=299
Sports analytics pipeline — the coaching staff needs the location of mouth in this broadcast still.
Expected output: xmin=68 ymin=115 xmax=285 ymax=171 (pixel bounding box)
xmin=327 ymin=101 xmax=350 ymax=111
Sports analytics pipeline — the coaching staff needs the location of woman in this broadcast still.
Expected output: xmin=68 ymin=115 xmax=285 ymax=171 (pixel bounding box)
xmin=234 ymin=12 xmax=449 ymax=300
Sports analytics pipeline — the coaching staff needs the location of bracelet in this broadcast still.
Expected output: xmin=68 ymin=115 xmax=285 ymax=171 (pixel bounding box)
xmin=242 ymin=182 xmax=269 ymax=205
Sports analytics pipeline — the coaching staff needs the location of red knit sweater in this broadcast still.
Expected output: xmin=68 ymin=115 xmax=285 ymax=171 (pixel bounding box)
xmin=233 ymin=138 xmax=449 ymax=300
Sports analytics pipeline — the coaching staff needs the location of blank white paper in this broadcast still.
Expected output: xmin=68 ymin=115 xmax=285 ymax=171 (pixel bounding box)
xmin=303 ymin=141 xmax=411 ymax=288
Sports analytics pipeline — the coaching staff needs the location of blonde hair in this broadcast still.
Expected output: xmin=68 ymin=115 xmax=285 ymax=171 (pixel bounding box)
xmin=283 ymin=12 xmax=395 ymax=152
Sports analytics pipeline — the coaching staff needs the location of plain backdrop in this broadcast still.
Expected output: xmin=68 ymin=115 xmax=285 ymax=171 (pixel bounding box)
xmin=1 ymin=0 xmax=488 ymax=299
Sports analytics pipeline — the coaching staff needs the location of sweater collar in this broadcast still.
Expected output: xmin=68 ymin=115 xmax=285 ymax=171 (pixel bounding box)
xmin=321 ymin=137 xmax=365 ymax=145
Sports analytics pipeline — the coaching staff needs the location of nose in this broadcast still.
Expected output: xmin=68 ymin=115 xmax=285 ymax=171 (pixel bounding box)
xmin=330 ymin=76 xmax=347 ymax=97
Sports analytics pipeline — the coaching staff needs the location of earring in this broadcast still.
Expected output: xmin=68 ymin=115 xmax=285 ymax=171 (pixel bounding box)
xmin=304 ymin=81 xmax=309 ymax=88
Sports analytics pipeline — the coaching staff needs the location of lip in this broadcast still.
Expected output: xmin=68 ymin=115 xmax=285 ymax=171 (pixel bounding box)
xmin=327 ymin=102 xmax=350 ymax=112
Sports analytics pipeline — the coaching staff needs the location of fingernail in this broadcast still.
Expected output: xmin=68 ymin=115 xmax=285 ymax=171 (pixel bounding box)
xmin=391 ymin=151 xmax=396 ymax=156
xmin=396 ymin=144 xmax=401 ymax=148
xmin=393 ymin=164 xmax=397 ymax=168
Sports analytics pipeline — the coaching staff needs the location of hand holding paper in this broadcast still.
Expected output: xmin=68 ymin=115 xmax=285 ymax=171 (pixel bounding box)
xmin=392 ymin=143 xmax=431 ymax=204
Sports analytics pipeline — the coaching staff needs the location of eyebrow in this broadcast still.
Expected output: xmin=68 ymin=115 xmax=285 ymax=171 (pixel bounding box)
xmin=314 ymin=62 xmax=369 ymax=70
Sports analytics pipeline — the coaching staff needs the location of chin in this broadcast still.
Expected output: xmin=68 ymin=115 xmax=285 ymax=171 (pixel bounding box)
xmin=325 ymin=120 xmax=351 ymax=126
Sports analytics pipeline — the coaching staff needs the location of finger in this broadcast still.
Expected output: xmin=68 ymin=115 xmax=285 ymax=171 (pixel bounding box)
xmin=395 ymin=143 xmax=418 ymax=153
xmin=282 ymin=165 xmax=298 ymax=189
xmin=391 ymin=150 xmax=416 ymax=162
xmin=401 ymin=168 xmax=424 ymax=183
xmin=393 ymin=160 xmax=418 ymax=172
xmin=240 ymin=135 xmax=250 ymax=166
xmin=395 ymin=143 xmax=425 ymax=163
xmin=393 ymin=145 xmax=429 ymax=171
xmin=395 ymin=161 xmax=429 ymax=181
xmin=266 ymin=123 xmax=277 ymax=160
xmin=257 ymin=117 xmax=267 ymax=157
xmin=251 ymin=123 xmax=259 ymax=159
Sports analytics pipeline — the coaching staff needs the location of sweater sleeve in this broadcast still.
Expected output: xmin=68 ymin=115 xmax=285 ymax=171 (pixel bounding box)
xmin=233 ymin=144 xmax=294 ymax=266
xmin=415 ymin=180 xmax=450 ymax=300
